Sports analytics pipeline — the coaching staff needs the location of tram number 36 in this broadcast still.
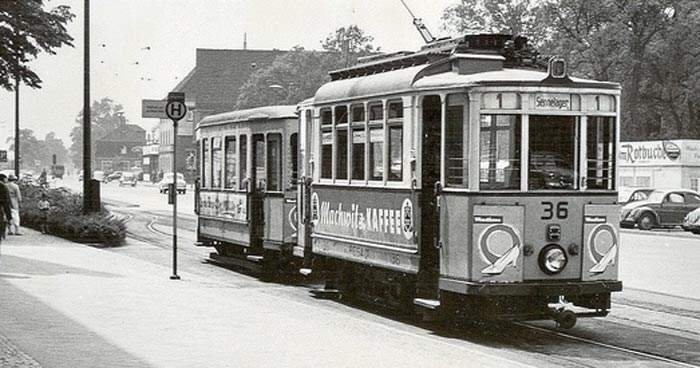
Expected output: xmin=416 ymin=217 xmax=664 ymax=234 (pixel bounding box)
xmin=541 ymin=201 xmax=568 ymax=220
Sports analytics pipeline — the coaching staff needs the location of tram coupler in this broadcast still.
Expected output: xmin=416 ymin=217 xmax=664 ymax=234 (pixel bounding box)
xmin=548 ymin=307 xmax=577 ymax=329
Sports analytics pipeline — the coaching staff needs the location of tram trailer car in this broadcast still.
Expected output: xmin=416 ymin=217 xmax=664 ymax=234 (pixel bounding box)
xmin=195 ymin=106 xmax=299 ymax=274
xmin=297 ymin=34 xmax=622 ymax=328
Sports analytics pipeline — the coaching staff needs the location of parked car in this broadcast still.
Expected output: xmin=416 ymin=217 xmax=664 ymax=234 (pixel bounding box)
xmin=682 ymin=207 xmax=700 ymax=235
xmin=619 ymin=188 xmax=655 ymax=205
xmin=620 ymin=189 xmax=700 ymax=230
xmin=119 ymin=172 xmax=137 ymax=187
xmin=158 ymin=172 xmax=186 ymax=194
xmin=105 ymin=171 xmax=123 ymax=183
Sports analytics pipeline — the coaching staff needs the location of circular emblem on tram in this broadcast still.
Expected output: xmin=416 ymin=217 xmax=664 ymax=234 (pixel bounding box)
xmin=310 ymin=192 xmax=319 ymax=226
xmin=662 ymin=141 xmax=681 ymax=160
xmin=588 ymin=224 xmax=617 ymax=263
xmin=479 ymin=224 xmax=520 ymax=264
xmin=401 ymin=198 xmax=414 ymax=240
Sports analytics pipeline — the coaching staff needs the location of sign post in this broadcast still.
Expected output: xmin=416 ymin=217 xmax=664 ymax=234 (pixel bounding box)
xmin=166 ymin=92 xmax=187 ymax=280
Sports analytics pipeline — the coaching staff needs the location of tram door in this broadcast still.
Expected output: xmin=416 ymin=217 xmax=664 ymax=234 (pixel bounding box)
xmin=418 ymin=96 xmax=442 ymax=297
xmin=250 ymin=134 xmax=266 ymax=253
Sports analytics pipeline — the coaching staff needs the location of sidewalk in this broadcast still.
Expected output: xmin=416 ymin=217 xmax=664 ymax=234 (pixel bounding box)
xmin=0 ymin=227 xmax=545 ymax=368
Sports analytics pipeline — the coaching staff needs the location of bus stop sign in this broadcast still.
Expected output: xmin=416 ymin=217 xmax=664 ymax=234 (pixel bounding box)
xmin=166 ymin=92 xmax=187 ymax=121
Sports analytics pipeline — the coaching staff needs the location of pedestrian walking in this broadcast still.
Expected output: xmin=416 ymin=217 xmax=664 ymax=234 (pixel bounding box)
xmin=38 ymin=193 xmax=51 ymax=234
xmin=0 ymin=174 xmax=13 ymax=260
xmin=6 ymin=174 xmax=22 ymax=235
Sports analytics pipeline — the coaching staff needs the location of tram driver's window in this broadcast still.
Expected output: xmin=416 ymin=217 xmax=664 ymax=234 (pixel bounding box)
xmin=479 ymin=115 xmax=521 ymax=190
xmin=212 ymin=137 xmax=222 ymax=188
xmin=224 ymin=136 xmax=237 ymax=189
xmin=202 ymin=138 xmax=209 ymax=188
xmin=586 ymin=117 xmax=615 ymax=190
xmin=368 ymin=101 xmax=384 ymax=181
xmin=387 ymin=100 xmax=403 ymax=181
xmin=320 ymin=108 xmax=332 ymax=179
xmin=529 ymin=116 xmax=576 ymax=190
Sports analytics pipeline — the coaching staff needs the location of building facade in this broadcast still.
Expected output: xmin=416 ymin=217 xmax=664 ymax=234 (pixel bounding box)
xmin=619 ymin=140 xmax=700 ymax=193
xmin=95 ymin=124 xmax=146 ymax=173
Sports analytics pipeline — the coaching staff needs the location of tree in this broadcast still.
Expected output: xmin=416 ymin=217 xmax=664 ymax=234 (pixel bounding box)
xmin=69 ymin=98 xmax=127 ymax=167
xmin=0 ymin=0 xmax=74 ymax=91
xmin=441 ymin=0 xmax=550 ymax=45
xmin=6 ymin=129 xmax=68 ymax=170
xmin=235 ymin=25 xmax=379 ymax=110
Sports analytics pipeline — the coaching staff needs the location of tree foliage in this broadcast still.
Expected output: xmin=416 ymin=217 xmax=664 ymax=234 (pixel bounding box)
xmin=441 ymin=0 xmax=700 ymax=141
xmin=235 ymin=25 xmax=378 ymax=110
xmin=0 ymin=0 xmax=74 ymax=91
xmin=69 ymin=98 xmax=128 ymax=167
xmin=6 ymin=129 xmax=69 ymax=171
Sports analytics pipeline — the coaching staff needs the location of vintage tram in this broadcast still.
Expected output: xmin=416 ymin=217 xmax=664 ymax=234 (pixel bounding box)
xmin=197 ymin=34 xmax=623 ymax=328
xmin=195 ymin=106 xmax=299 ymax=273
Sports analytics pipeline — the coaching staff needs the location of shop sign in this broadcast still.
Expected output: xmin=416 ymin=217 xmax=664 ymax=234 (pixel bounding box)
xmin=619 ymin=140 xmax=681 ymax=165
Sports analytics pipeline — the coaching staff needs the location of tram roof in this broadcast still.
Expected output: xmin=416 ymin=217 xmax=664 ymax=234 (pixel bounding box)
xmin=314 ymin=58 xmax=620 ymax=105
xmin=197 ymin=105 xmax=297 ymax=129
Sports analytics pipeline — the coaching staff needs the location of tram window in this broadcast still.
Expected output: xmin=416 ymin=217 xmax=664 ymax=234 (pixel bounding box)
xmin=446 ymin=94 xmax=469 ymax=188
xmin=370 ymin=128 xmax=384 ymax=181
xmin=290 ymin=133 xmax=298 ymax=189
xmin=321 ymin=130 xmax=332 ymax=179
xmin=225 ymin=136 xmax=237 ymax=189
xmin=267 ymin=133 xmax=282 ymax=191
xmin=388 ymin=126 xmax=403 ymax=181
xmin=586 ymin=117 xmax=616 ymax=190
xmin=388 ymin=101 xmax=403 ymax=119
xmin=212 ymin=137 xmax=222 ymax=188
xmin=352 ymin=105 xmax=365 ymax=122
xmin=352 ymin=129 xmax=365 ymax=180
xmin=254 ymin=136 xmax=265 ymax=187
xmin=479 ymin=115 xmax=521 ymax=190
xmin=369 ymin=102 xmax=383 ymax=121
xmin=239 ymin=135 xmax=247 ymax=190
xmin=321 ymin=108 xmax=332 ymax=126
xmin=337 ymin=128 xmax=348 ymax=180
xmin=202 ymin=138 xmax=210 ymax=188
xmin=528 ymin=116 xmax=576 ymax=190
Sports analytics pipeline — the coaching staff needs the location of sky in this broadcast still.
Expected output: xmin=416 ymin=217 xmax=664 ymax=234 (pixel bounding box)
xmin=0 ymin=0 xmax=457 ymax=150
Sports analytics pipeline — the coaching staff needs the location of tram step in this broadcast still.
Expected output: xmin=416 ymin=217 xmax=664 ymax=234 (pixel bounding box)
xmin=246 ymin=255 xmax=264 ymax=262
xmin=413 ymin=298 xmax=441 ymax=310
xmin=299 ymin=268 xmax=312 ymax=276
xmin=309 ymin=288 xmax=340 ymax=299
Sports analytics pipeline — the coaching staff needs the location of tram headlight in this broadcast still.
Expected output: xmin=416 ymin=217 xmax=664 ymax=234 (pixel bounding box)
xmin=538 ymin=244 xmax=568 ymax=275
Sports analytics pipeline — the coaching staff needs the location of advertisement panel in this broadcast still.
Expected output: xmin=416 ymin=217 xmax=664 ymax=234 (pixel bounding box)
xmin=310 ymin=187 xmax=419 ymax=273
xmin=618 ymin=140 xmax=700 ymax=166
xmin=198 ymin=191 xmax=247 ymax=222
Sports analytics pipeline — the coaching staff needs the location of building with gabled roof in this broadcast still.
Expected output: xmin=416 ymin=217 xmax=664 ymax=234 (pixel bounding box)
xmin=157 ymin=48 xmax=287 ymax=182
xmin=95 ymin=124 xmax=146 ymax=173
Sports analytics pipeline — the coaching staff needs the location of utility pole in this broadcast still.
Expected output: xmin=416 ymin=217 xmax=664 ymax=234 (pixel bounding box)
xmin=14 ymin=64 xmax=19 ymax=178
xmin=83 ymin=0 xmax=95 ymax=213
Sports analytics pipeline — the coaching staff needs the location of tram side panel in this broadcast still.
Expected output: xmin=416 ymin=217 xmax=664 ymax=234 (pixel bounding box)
xmin=198 ymin=190 xmax=251 ymax=246
xmin=309 ymin=187 xmax=420 ymax=274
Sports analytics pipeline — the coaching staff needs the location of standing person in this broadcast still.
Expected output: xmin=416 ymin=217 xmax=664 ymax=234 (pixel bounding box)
xmin=0 ymin=174 xmax=12 ymax=242
xmin=37 ymin=193 xmax=50 ymax=234
xmin=6 ymin=174 xmax=22 ymax=235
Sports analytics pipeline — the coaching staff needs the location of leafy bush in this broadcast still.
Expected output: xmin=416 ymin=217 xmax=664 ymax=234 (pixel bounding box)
xmin=18 ymin=184 xmax=126 ymax=246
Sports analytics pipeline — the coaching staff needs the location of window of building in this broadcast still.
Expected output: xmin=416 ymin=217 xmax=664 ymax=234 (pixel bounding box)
xmin=320 ymin=108 xmax=332 ymax=179
xmin=691 ymin=178 xmax=699 ymax=192
xmin=225 ymin=136 xmax=237 ymax=189
xmin=368 ymin=101 xmax=384 ymax=181
xmin=212 ymin=137 xmax=222 ymax=188
xmin=587 ymin=117 xmax=615 ymax=190
xmin=619 ymin=176 xmax=633 ymax=187
xmin=202 ymin=138 xmax=209 ymax=188
xmin=479 ymin=115 xmax=521 ymax=190
xmin=445 ymin=94 xmax=469 ymax=188
xmin=635 ymin=176 xmax=651 ymax=187
xmin=335 ymin=105 xmax=348 ymax=180
xmin=239 ymin=135 xmax=247 ymax=190
xmin=267 ymin=133 xmax=282 ymax=191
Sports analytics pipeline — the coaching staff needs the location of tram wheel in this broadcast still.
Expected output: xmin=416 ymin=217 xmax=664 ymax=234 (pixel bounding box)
xmin=637 ymin=213 xmax=656 ymax=230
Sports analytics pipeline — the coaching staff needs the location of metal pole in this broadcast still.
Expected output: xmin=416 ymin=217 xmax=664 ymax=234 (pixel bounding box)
xmin=14 ymin=70 xmax=19 ymax=178
xmin=170 ymin=120 xmax=180 ymax=280
xmin=83 ymin=0 xmax=92 ymax=214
